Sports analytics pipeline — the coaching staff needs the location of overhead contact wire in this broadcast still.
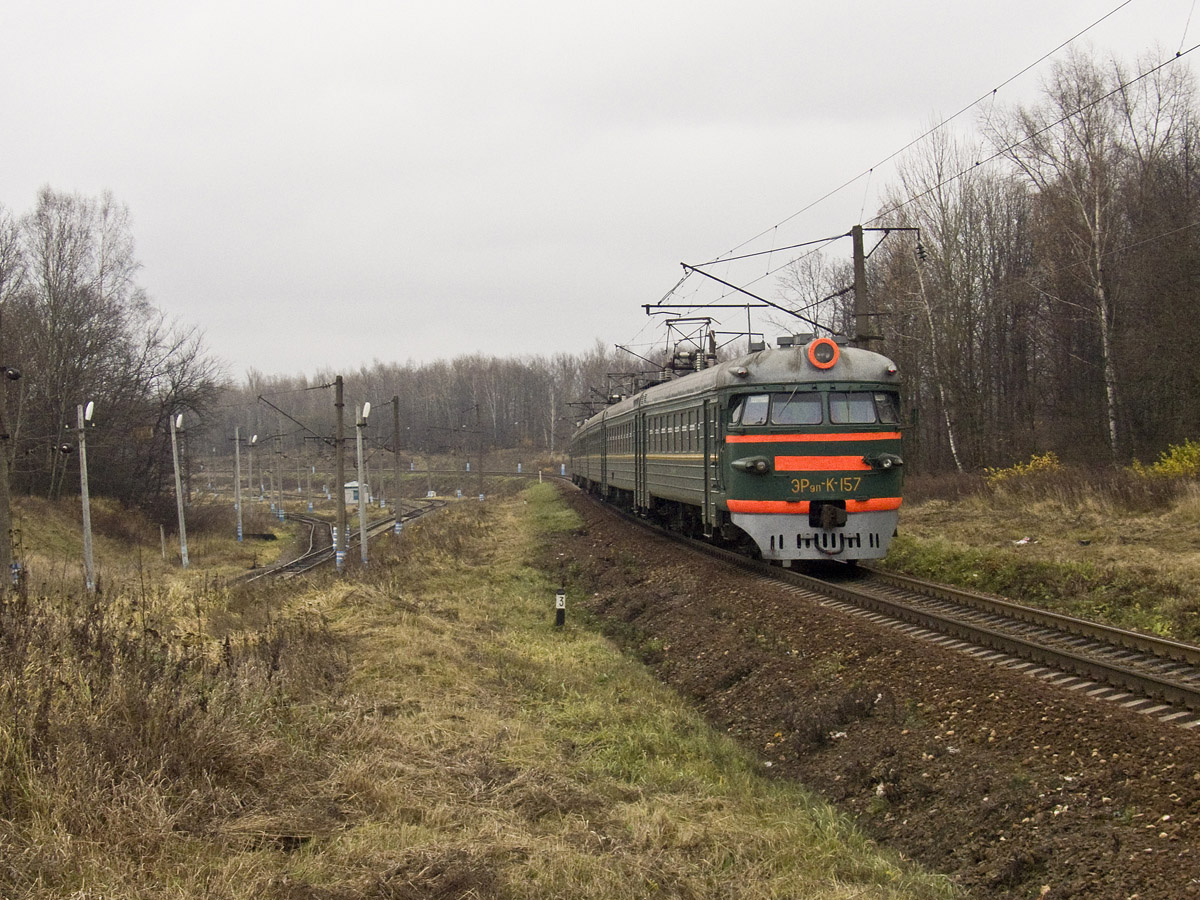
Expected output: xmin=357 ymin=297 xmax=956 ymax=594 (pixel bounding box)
xmin=703 ymin=0 xmax=1139 ymax=268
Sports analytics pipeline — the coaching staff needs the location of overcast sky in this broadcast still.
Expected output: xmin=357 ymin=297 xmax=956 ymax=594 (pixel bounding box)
xmin=2 ymin=1 xmax=1196 ymax=379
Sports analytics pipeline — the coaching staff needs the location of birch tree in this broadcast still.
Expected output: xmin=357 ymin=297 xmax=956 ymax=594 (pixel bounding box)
xmin=987 ymin=49 xmax=1126 ymax=461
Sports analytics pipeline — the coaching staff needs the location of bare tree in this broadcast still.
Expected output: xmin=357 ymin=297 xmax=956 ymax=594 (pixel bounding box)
xmin=987 ymin=49 xmax=1127 ymax=461
xmin=0 ymin=205 xmax=26 ymax=592
xmin=0 ymin=188 xmax=223 ymax=511
xmin=775 ymin=251 xmax=854 ymax=337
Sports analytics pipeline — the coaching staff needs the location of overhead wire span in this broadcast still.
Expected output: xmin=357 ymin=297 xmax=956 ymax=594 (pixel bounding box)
xmin=688 ymin=233 xmax=850 ymax=267
xmin=870 ymin=41 xmax=1200 ymax=226
xmin=256 ymin=381 xmax=337 ymax=396
xmin=1181 ymin=0 xmax=1198 ymax=53
xmin=639 ymin=1 xmax=1180 ymax=355
xmin=859 ymin=168 xmax=874 ymax=224
xmin=1017 ymin=217 xmax=1200 ymax=290
xmin=256 ymin=394 xmax=337 ymax=446
xmin=701 ymin=0 xmax=1139 ymax=269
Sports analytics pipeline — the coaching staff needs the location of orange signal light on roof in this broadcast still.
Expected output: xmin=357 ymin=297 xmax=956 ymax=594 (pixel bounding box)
xmin=807 ymin=338 xmax=840 ymax=369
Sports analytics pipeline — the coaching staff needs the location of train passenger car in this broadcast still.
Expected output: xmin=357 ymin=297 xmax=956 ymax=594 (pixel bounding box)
xmin=568 ymin=336 xmax=903 ymax=563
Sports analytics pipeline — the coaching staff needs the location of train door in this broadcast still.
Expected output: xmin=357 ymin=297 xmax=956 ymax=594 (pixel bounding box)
xmin=634 ymin=411 xmax=647 ymax=510
xmin=703 ymin=399 xmax=717 ymax=532
xmin=599 ymin=418 xmax=608 ymax=497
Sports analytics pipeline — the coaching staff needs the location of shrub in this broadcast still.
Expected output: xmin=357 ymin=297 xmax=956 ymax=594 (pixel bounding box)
xmin=984 ymin=452 xmax=1062 ymax=482
xmin=1131 ymin=439 xmax=1200 ymax=478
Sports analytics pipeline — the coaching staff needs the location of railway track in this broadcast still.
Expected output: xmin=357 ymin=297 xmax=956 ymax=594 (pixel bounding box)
xmin=588 ymin=493 xmax=1200 ymax=729
xmin=237 ymin=497 xmax=446 ymax=582
xmin=790 ymin=566 xmax=1200 ymax=729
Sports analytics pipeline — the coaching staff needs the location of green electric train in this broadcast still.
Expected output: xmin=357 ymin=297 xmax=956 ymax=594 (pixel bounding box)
xmin=568 ymin=335 xmax=904 ymax=564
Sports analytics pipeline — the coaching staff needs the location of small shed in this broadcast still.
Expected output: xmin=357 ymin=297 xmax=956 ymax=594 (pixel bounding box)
xmin=344 ymin=481 xmax=370 ymax=504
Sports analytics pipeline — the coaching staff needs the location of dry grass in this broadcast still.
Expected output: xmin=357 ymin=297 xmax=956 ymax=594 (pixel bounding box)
xmin=9 ymin=494 xmax=296 ymax=597
xmin=892 ymin=470 xmax=1200 ymax=639
xmin=0 ymin=486 xmax=957 ymax=899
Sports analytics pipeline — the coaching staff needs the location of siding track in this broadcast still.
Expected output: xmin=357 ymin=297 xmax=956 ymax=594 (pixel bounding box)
xmin=235 ymin=498 xmax=446 ymax=582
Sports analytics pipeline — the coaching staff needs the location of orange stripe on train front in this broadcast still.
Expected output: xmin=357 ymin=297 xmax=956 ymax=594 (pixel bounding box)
xmin=726 ymin=432 xmax=901 ymax=444
xmin=773 ymin=455 xmax=871 ymax=472
xmin=727 ymin=498 xmax=902 ymax=514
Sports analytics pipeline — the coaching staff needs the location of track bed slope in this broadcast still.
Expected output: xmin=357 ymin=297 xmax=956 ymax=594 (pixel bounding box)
xmin=549 ymin=488 xmax=1200 ymax=900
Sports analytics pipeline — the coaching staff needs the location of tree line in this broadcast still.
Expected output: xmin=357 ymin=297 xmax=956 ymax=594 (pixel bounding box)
xmin=5 ymin=46 xmax=1199 ymax=519
xmin=0 ymin=187 xmax=223 ymax=513
xmin=857 ymin=48 xmax=1199 ymax=472
xmin=0 ymin=182 xmax=634 ymax=508
xmin=202 ymin=343 xmax=634 ymax=477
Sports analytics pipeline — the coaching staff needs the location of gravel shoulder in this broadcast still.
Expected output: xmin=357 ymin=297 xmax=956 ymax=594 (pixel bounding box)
xmin=548 ymin=487 xmax=1200 ymax=900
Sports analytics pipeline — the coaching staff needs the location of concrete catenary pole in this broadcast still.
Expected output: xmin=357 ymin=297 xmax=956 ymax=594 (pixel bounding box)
xmin=234 ymin=426 xmax=244 ymax=542
xmin=274 ymin=415 xmax=284 ymax=520
xmin=851 ymin=224 xmax=879 ymax=352
xmin=356 ymin=402 xmax=371 ymax=565
xmin=335 ymin=375 xmax=346 ymax=571
xmin=392 ymin=395 xmax=401 ymax=515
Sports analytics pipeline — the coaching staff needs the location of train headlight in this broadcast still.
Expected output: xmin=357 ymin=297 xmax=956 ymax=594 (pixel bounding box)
xmin=863 ymin=453 xmax=904 ymax=470
xmin=807 ymin=338 xmax=840 ymax=369
xmin=731 ymin=456 xmax=772 ymax=475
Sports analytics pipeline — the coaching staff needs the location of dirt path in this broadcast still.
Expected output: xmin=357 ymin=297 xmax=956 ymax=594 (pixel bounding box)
xmin=548 ymin=488 xmax=1200 ymax=900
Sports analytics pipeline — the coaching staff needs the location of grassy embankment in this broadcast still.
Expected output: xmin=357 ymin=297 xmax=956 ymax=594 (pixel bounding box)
xmin=0 ymin=483 xmax=957 ymax=899
xmin=885 ymin=467 xmax=1200 ymax=642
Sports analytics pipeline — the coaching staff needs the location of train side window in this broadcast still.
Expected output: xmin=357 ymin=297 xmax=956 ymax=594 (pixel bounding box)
xmin=727 ymin=396 xmax=745 ymax=424
xmin=829 ymin=391 xmax=879 ymax=424
xmin=740 ymin=394 xmax=770 ymax=426
xmin=771 ymin=393 xmax=823 ymax=425
xmin=875 ymin=392 xmax=900 ymax=424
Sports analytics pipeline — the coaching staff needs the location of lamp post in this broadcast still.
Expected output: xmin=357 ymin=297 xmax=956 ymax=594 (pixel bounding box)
xmin=77 ymin=401 xmax=96 ymax=592
xmin=356 ymin=401 xmax=371 ymax=566
xmin=0 ymin=366 xmax=21 ymax=594
xmin=234 ymin=427 xmax=244 ymax=542
xmin=170 ymin=412 xmax=189 ymax=568
xmin=248 ymin=433 xmax=258 ymax=499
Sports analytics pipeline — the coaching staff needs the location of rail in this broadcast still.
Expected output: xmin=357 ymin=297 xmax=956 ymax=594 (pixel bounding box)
xmin=583 ymin=491 xmax=1200 ymax=724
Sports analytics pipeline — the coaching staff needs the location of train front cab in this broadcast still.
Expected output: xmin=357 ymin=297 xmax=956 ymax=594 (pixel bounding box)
xmin=721 ymin=381 xmax=903 ymax=563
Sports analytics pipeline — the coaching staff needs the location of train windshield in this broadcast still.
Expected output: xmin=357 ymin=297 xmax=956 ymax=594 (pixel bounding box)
xmin=739 ymin=394 xmax=770 ymax=426
xmin=829 ymin=391 xmax=901 ymax=425
xmin=730 ymin=390 xmax=900 ymax=426
xmin=771 ymin=393 xmax=822 ymax=425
